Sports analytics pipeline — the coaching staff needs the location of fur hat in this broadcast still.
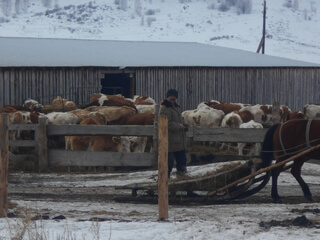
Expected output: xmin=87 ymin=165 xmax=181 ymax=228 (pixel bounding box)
xmin=166 ymin=89 xmax=178 ymax=98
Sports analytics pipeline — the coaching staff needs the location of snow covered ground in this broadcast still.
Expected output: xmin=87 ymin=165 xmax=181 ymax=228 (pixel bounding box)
xmin=0 ymin=0 xmax=319 ymax=64
xmin=1 ymin=162 xmax=320 ymax=240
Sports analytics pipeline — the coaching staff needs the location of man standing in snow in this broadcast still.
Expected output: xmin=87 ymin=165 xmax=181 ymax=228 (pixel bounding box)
xmin=159 ymin=89 xmax=188 ymax=178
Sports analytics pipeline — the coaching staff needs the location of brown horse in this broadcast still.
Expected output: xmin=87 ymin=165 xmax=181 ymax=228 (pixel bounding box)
xmin=261 ymin=119 xmax=320 ymax=203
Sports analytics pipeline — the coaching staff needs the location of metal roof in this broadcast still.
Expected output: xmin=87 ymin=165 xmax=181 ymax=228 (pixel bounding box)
xmin=0 ymin=36 xmax=319 ymax=68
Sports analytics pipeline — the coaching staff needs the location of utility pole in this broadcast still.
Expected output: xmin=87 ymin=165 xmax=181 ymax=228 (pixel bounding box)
xmin=257 ymin=0 xmax=267 ymax=54
xmin=262 ymin=0 xmax=266 ymax=54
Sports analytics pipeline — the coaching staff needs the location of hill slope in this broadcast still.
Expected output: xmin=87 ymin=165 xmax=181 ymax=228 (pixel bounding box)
xmin=0 ymin=0 xmax=319 ymax=64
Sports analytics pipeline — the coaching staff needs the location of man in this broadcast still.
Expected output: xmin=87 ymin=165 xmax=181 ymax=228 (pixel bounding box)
xmin=159 ymin=89 xmax=188 ymax=178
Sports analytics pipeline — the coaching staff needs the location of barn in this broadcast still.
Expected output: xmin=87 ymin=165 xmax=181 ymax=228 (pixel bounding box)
xmin=0 ymin=36 xmax=319 ymax=112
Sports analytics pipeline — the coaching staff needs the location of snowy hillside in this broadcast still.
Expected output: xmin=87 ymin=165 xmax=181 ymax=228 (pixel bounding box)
xmin=0 ymin=0 xmax=319 ymax=64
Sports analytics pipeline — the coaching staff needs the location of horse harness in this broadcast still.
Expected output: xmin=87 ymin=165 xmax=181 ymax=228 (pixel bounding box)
xmin=279 ymin=119 xmax=313 ymax=156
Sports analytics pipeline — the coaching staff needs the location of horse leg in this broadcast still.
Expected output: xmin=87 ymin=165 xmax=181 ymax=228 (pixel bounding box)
xmin=291 ymin=159 xmax=312 ymax=201
xmin=271 ymin=165 xmax=284 ymax=203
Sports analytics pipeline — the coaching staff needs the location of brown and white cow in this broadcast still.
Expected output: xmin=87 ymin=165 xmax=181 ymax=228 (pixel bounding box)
xmin=221 ymin=110 xmax=254 ymax=128
xmin=89 ymin=93 xmax=136 ymax=109
xmin=239 ymin=104 xmax=291 ymax=127
xmin=133 ymin=95 xmax=156 ymax=105
xmin=23 ymin=99 xmax=43 ymax=112
xmin=91 ymin=106 xmax=137 ymax=124
xmin=135 ymin=105 xmax=155 ymax=114
xmin=288 ymin=110 xmax=305 ymax=120
xmin=208 ymin=102 xmax=242 ymax=115
xmin=8 ymin=111 xmax=42 ymax=152
xmin=67 ymin=118 xmax=131 ymax=152
xmin=52 ymin=96 xmax=76 ymax=109
xmin=117 ymin=113 xmax=155 ymax=153
xmin=182 ymin=107 xmax=225 ymax=128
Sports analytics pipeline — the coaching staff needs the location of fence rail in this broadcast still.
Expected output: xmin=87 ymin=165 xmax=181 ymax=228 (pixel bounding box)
xmin=188 ymin=127 xmax=268 ymax=142
xmin=5 ymin=120 xmax=269 ymax=172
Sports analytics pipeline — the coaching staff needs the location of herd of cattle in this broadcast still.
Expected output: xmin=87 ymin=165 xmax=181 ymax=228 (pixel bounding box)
xmin=1 ymin=93 xmax=320 ymax=156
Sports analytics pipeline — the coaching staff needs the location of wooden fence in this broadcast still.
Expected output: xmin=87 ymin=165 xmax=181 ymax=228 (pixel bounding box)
xmin=4 ymin=116 xmax=268 ymax=172
xmin=1 ymin=112 xmax=270 ymax=217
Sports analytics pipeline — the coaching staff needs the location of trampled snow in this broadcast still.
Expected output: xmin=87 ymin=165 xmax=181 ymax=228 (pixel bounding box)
xmin=1 ymin=162 xmax=320 ymax=240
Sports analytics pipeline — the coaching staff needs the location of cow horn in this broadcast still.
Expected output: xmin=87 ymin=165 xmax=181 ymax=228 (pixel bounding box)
xmin=112 ymin=136 xmax=121 ymax=144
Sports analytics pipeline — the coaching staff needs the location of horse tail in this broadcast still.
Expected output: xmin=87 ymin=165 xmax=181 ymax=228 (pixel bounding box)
xmin=260 ymin=123 xmax=279 ymax=168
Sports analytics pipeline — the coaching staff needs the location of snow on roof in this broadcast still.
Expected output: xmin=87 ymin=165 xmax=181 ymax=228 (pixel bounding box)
xmin=0 ymin=37 xmax=319 ymax=68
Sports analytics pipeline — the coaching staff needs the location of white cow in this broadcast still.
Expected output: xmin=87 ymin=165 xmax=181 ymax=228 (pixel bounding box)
xmin=46 ymin=112 xmax=78 ymax=125
xmin=237 ymin=120 xmax=263 ymax=156
xmin=182 ymin=107 xmax=225 ymax=128
xmin=304 ymin=104 xmax=320 ymax=119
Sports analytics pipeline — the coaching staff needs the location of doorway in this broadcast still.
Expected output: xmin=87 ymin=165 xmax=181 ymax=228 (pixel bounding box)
xmin=101 ymin=73 xmax=134 ymax=98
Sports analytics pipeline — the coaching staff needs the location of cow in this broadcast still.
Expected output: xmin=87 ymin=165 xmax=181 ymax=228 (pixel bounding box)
xmin=237 ymin=120 xmax=263 ymax=156
xmin=201 ymin=100 xmax=220 ymax=108
xmin=135 ymin=105 xmax=155 ymax=114
xmin=113 ymin=113 xmax=154 ymax=125
xmin=221 ymin=110 xmax=254 ymax=128
xmin=115 ymin=113 xmax=155 ymax=153
xmin=69 ymin=109 xmax=106 ymax=124
xmin=69 ymin=109 xmax=91 ymax=123
xmin=0 ymin=106 xmax=18 ymax=113
xmin=67 ymin=118 xmax=131 ymax=152
xmin=182 ymin=107 xmax=225 ymax=128
xmin=88 ymin=93 xmax=136 ymax=109
xmin=90 ymin=106 xmax=137 ymax=124
xmin=288 ymin=110 xmax=305 ymax=120
xmin=239 ymin=104 xmax=291 ymax=127
xmin=8 ymin=111 xmax=41 ymax=153
xmin=52 ymin=96 xmax=76 ymax=109
xmin=46 ymin=112 xmax=79 ymax=125
xmin=23 ymin=99 xmax=43 ymax=112
xmin=209 ymin=102 xmax=242 ymax=115
xmin=133 ymin=96 xmax=156 ymax=105
xmin=304 ymin=104 xmax=320 ymax=119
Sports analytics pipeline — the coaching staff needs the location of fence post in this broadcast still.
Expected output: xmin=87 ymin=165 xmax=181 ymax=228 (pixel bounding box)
xmin=153 ymin=104 xmax=159 ymax=168
xmin=0 ymin=114 xmax=9 ymax=217
xmin=158 ymin=115 xmax=168 ymax=221
xmin=36 ymin=117 xmax=48 ymax=172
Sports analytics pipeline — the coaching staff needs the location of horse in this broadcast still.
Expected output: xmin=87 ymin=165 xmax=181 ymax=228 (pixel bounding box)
xmin=260 ymin=119 xmax=320 ymax=203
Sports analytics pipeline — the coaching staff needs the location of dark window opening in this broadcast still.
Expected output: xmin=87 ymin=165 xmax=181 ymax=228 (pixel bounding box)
xmin=101 ymin=73 xmax=134 ymax=98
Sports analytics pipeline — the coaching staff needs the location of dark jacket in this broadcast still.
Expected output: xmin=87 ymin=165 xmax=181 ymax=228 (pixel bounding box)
xmin=159 ymin=99 xmax=186 ymax=152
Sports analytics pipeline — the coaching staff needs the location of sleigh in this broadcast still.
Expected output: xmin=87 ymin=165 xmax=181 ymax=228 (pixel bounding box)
xmin=115 ymin=158 xmax=269 ymax=203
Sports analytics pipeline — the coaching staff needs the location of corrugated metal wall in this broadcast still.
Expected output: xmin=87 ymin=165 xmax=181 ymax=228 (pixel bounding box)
xmin=135 ymin=67 xmax=320 ymax=112
xmin=1 ymin=67 xmax=320 ymax=112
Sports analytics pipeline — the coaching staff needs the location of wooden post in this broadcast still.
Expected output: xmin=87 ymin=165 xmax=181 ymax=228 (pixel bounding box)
xmin=153 ymin=104 xmax=159 ymax=168
xmin=0 ymin=114 xmax=9 ymax=217
xmin=272 ymin=102 xmax=281 ymax=124
xmin=158 ymin=115 xmax=168 ymax=220
xmin=36 ymin=117 xmax=48 ymax=172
